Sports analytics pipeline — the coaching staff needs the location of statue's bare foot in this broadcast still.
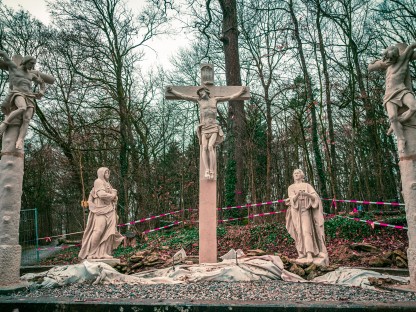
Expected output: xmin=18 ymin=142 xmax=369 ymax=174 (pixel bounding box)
xmin=15 ymin=138 xmax=24 ymax=150
xmin=0 ymin=123 xmax=6 ymax=136
xmin=209 ymin=171 xmax=215 ymax=180
xmin=204 ymin=170 xmax=210 ymax=179
xmin=386 ymin=125 xmax=393 ymax=136
xmin=397 ymin=139 xmax=406 ymax=154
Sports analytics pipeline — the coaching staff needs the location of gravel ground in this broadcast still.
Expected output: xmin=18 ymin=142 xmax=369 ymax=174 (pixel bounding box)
xmin=5 ymin=281 xmax=416 ymax=302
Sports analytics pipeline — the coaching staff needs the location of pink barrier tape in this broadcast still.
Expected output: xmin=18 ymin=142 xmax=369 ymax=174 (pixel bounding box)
xmin=218 ymin=199 xmax=285 ymax=211
xmin=333 ymin=215 xmax=408 ymax=230
xmin=322 ymin=198 xmax=404 ymax=207
xmin=117 ymin=199 xmax=287 ymax=229
xmin=37 ymin=243 xmax=81 ymax=251
xmin=38 ymin=231 xmax=85 ymax=241
xmin=118 ymin=210 xmax=183 ymax=227
xmin=142 ymin=221 xmax=182 ymax=235
xmin=218 ymin=210 xmax=287 ymax=223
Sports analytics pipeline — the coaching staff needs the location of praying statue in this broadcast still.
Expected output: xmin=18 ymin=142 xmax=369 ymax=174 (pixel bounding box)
xmin=78 ymin=167 xmax=124 ymax=260
xmin=285 ymin=169 xmax=328 ymax=266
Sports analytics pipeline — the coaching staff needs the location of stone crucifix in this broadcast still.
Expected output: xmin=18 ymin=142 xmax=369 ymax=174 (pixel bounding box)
xmin=0 ymin=53 xmax=54 ymax=291
xmin=165 ymin=64 xmax=249 ymax=263
xmin=368 ymin=43 xmax=416 ymax=287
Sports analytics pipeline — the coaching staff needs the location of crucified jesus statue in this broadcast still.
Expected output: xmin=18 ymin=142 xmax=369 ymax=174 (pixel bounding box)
xmin=167 ymin=85 xmax=247 ymax=180
xmin=368 ymin=43 xmax=416 ymax=153
xmin=0 ymin=51 xmax=53 ymax=150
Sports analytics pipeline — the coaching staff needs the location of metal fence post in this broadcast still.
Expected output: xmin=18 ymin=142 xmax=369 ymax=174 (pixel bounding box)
xmin=34 ymin=208 xmax=39 ymax=263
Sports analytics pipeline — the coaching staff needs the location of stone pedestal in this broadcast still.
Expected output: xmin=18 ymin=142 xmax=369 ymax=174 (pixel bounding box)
xmin=0 ymin=125 xmax=25 ymax=289
xmin=198 ymin=148 xmax=217 ymax=264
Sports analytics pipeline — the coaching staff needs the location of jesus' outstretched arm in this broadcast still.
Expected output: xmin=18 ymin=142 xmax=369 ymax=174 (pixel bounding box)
xmin=215 ymin=86 xmax=247 ymax=102
xmin=166 ymin=86 xmax=198 ymax=102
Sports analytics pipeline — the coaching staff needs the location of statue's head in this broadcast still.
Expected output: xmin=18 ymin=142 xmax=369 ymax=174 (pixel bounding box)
xmin=97 ymin=167 xmax=110 ymax=182
xmin=293 ymin=169 xmax=305 ymax=181
xmin=21 ymin=55 xmax=36 ymax=70
xmin=197 ymin=87 xmax=210 ymax=98
xmin=382 ymin=46 xmax=399 ymax=65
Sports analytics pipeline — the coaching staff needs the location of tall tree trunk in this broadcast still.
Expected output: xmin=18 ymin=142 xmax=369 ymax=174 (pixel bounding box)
xmin=315 ymin=1 xmax=338 ymax=202
xmin=219 ymin=0 xmax=246 ymax=205
xmin=289 ymin=0 xmax=327 ymax=197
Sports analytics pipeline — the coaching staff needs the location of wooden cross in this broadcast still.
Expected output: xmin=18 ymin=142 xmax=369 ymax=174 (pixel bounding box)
xmin=165 ymin=64 xmax=250 ymax=263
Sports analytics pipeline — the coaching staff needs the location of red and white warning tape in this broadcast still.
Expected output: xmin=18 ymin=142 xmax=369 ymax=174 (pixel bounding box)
xmin=322 ymin=198 xmax=404 ymax=207
xmin=118 ymin=209 xmax=183 ymax=227
xmin=219 ymin=199 xmax=285 ymax=211
xmin=142 ymin=221 xmax=182 ymax=235
xmin=337 ymin=215 xmax=408 ymax=230
xmin=218 ymin=210 xmax=287 ymax=223
xmin=37 ymin=244 xmax=81 ymax=251
xmin=38 ymin=231 xmax=85 ymax=241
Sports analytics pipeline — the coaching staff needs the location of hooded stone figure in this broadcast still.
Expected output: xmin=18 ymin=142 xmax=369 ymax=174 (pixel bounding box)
xmin=78 ymin=167 xmax=124 ymax=260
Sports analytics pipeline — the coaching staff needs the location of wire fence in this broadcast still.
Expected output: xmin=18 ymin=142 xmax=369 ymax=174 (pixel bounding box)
xmin=19 ymin=208 xmax=39 ymax=266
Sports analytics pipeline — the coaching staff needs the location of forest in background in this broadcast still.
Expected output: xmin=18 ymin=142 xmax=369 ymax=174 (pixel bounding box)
xmin=0 ymin=0 xmax=414 ymax=238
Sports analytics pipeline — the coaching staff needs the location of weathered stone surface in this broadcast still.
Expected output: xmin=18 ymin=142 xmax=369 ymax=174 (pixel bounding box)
xmin=0 ymin=245 xmax=22 ymax=286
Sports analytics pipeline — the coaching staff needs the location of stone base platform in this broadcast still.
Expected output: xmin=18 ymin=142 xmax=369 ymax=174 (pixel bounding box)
xmin=0 ymin=281 xmax=29 ymax=295
xmin=1 ymin=298 xmax=416 ymax=311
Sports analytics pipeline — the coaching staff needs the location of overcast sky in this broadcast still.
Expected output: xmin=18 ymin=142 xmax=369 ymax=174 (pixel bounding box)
xmin=3 ymin=0 xmax=192 ymax=69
